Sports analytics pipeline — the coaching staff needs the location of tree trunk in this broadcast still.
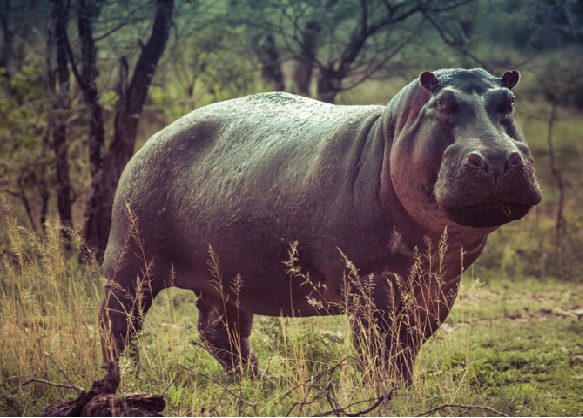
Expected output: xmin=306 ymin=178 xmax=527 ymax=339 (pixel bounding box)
xmin=252 ymin=33 xmax=285 ymax=91
xmin=316 ymin=63 xmax=342 ymax=103
xmin=0 ymin=0 xmax=13 ymax=77
xmin=77 ymin=0 xmax=105 ymax=258
xmin=41 ymin=0 xmax=55 ymax=232
xmin=83 ymin=0 xmax=173 ymax=260
xmin=39 ymin=127 xmax=51 ymax=231
xmin=293 ymin=20 xmax=320 ymax=96
xmin=546 ymin=100 xmax=566 ymax=258
xmin=48 ymin=0 xmax=73 ymax=249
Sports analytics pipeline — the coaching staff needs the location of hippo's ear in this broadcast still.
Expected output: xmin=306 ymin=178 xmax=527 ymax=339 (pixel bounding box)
xmin=419 ymin=71 xmax=438 ymax=92
xmin=501 ymin=70 xmax=520 ymax=89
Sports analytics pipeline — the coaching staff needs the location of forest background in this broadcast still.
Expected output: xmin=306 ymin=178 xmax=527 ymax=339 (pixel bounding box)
xmin=1 ymin=0 xmax=583 ymax=416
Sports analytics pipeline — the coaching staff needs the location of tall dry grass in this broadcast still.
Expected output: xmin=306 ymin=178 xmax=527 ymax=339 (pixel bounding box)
xmin=0 ymin=200 xmax=508 ymax=416
xmin=0 ymin=202 xmax=103 ymax=414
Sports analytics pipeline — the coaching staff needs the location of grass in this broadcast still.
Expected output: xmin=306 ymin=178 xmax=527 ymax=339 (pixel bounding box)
xmin=0 ymin=212 xmax=104 ymax=415
xmin=1 ymin=207 xmax=583 ymax=416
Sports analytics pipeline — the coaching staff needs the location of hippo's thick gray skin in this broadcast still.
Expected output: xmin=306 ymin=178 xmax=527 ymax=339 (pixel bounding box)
xmin=100 ymin=68 xmax=541 ymax=384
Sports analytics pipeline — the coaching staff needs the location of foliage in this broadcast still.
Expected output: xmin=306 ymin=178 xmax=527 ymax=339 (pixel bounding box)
xmin=0 ymin=65 xmax=46 ymax=162
xmin=499 ymin=0 xmax=583 ymax=50
xmin=0 ymin=65 xmax=50 ymax=231
xmin=0 ymin=63 xmax=90 ymax=232
xmin=152 ymin=23 xmax=261 ymax=122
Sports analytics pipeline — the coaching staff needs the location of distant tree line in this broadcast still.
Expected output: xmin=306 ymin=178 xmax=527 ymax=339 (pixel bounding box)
xmin=0 ymin=0 xmax=582 ymax=258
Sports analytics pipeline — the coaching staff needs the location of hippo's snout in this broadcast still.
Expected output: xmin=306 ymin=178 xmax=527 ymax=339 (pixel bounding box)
xmin=464 ymin=149 xmax=526 ymax=181
xmin=465 ymin=150 xmax=523 ymax=172
xmin=435 ymin=142 xmax=542 ymax=228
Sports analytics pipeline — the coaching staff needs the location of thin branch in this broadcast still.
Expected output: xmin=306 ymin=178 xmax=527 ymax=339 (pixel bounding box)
xmin=177 ymin=363 xmax=258 ymax=414
xmin=276 ymin=356 xmax=352 ymax=406
xmin=546 ymin=99 xmax=566 ymax=248
xmin=44 ymin=351 xmax=84 ymax=393
xmin=315 ymin=394 xmax=386 ymax=417
xmin=339 ymin=23 xmax=420 ymax=92
xmin=22 ymin=378 xmax=84 ymax=393
xmin=92 ymin=2 xmax=148 ymax=43
xmin=14 ymin=177 xmax=37 ymax=233
xmin=162 ymin=369 xmax=185 ymax=396
xmin=416 ymin=403 xmax=509 ymax=417
xmin=430 ymin=0 xmax=477 ymax=13
xmin=59 ymin=15 xmax=88 ymax=91
xmin=422 ymin=10 xmax=492 ymax=72
xmin=286 ymin=381 xmax=320 ymax=416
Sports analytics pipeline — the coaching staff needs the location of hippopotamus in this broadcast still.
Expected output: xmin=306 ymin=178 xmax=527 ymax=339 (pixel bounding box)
xmin=99 ymin=68 xmax=541 ymax=385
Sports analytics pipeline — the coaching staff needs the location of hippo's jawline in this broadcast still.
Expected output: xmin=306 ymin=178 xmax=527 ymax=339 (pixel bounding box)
xmin=442 ymin=203 xmax=532 ymax=228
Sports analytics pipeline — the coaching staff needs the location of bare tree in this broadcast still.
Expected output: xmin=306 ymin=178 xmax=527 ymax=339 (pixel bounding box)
xmin=0 ymin=0 xmax=13 ymax=78
xmin=224 ymin=1 xmax=287 ymax=91
xmin=421 ymin=7 xmax=491 ymax=71
xmin=293 ymin=19 xmax=320 ymax=96
xmin=538 ymin=54 xmax=583 ymax=266
xmin=75 ymin=0 xmax=106 ymax=256
xmin=83 ymin=0 xmax=174 ymax=259
xmin=47 ymin=0 xmax=74 ymax=248
xmin=252 ymin=32 xmax=286 ymax=91
xmin=247 ymin=0 xmax=476 ymax=103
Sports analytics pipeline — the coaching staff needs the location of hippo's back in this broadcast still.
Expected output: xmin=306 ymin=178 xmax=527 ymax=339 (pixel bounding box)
xmin=104 ymin=92 xmax=387 ymax=313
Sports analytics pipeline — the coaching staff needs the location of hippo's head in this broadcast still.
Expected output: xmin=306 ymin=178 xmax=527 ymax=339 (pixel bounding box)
xmin=389 ymin=68 xmax=542 ymax=233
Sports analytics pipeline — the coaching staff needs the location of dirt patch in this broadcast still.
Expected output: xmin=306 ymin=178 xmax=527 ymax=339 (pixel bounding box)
xmin=442 ymin=284 xmax=583 ymax=335
xmin=502 ymin=304 xmax=583 ymax=321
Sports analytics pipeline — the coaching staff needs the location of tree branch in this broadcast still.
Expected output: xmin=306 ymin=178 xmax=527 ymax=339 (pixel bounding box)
xmin=416 ymin=403 xmax=508 ymax=417
xmin=430 ymin=0 xmax=476 ymax=13
xmin=22 ymin=378 xmax=84 ymax=394
xmin=422 ymin=9 xmax=493 ymax=71
xmin=315 ymin=394 xmax=386 ymax=417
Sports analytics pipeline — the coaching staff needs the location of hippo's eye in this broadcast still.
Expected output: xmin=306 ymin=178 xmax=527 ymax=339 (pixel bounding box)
xmin=498 ymin=95 xmax=515 ymax=114
xmin=434 ymin=94 xmax=458 ymax=115
xmin=435 ymin=96 xmax=450 ymax=112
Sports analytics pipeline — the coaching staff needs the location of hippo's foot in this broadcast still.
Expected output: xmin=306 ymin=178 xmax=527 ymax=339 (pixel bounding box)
xmin=196 ymin=292 xmax=258 ymax=376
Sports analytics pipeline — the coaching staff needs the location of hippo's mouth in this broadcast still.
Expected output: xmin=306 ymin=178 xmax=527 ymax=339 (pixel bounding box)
xmin=442 ymin=203 xmax=532 ymax=228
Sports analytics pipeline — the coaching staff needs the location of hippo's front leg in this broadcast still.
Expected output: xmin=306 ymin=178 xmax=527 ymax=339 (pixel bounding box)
xmin=348 ymin=272 xmax=422 ymax=386
xmin=99 ymin=281 xmax=160 ymax=365
xmin=196 ymin=292 xmax=258 ymax=375
xmin=349 ymin=270 xmax=460 ymax=385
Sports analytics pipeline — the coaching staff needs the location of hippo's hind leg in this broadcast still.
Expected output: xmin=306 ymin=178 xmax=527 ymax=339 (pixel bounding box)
xmin=196 ymin=291 xmax=258 ymax=375
xmin=99 ymin=276 xmax=159 ymax=365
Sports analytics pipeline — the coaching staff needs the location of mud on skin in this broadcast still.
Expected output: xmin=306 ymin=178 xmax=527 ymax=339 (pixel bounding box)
xmin=99 ymin=68 xmax=541 ymax=386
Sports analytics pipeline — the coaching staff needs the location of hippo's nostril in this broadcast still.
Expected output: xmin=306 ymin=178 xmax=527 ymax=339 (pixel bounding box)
xmin=467 ymin=152 xmax=483 ymax=167
xmin=509 ymin=151 xmax=523 ymax=166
